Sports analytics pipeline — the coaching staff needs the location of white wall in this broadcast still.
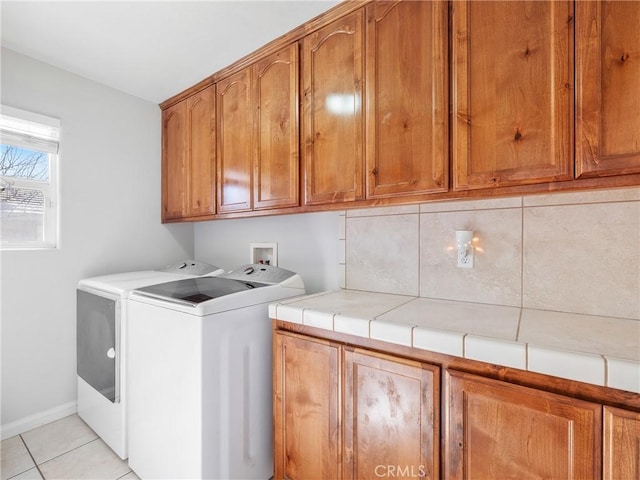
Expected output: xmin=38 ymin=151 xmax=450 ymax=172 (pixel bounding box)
xmin=1 ymin=49 xmax=194 ymax=433
xmin=195 ymin=211 xmax=341 ymax=295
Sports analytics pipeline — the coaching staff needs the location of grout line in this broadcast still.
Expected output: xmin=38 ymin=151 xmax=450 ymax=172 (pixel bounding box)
xmin=116 ymin=471 xmax=136 ymax=480
xmin=19 ymin=434 xmax=46 ymax=480
xmin=30 ymin=437 xmax=102 ymax=471
xmin=520 ymin=197 xmax=525 ymax=310
xmin=523 ymin=198 xmax=640 ymax=209
xmin=417 ymin=212 xmax=422 ymax=297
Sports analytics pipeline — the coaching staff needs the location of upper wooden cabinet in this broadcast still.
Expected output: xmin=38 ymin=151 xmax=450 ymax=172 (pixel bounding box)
xmin=217 ymin=69 xmax=252 ymax=213
xmin=217 ymin=45 xmax=299 ymax=214
xmin=365 ymin=0 xmax=448 ymax=198
xmin=252 ymin=44 xmax=300 ymax=210
xmin=603 ymin=405 xmax=640 ymax=480
xmin=451 ymin=1 xmax=574 ymax=190
xmin=576 ymin=1 xmax=640 ymax=178
xmin=162 ymin=85 xmax=215 ymax=221
xmin=445 ymin=369 xmax=601 ymax=480
xmin=162 ymin=101 xmax=186 ymax=221
xmin=161 ymin=0 xmax=640 ymax=222
xmin=343 ymin=348 xmax=439 ymax=480
xmin=302 ymin=9 xmax=365 ymax=205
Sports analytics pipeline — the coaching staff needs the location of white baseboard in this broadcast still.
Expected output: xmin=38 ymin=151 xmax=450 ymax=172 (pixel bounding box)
xmin=1 ymin=401 xmax=78 ymax=440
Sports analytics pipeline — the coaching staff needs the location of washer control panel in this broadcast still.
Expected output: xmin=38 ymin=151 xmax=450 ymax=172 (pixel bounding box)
xmin=156 ymin=260 xmax=223 ymax=276
xmin=223 ymin=264 xmax=296 ymax=284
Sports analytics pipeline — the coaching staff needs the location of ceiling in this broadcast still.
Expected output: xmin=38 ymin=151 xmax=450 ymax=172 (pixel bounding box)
xmin=1 ymin=0 xmax=340 ymax=104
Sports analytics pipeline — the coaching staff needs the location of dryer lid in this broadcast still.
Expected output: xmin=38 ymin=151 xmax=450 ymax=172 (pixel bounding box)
xmin=133 ymin=276 xmax=267 ymax=307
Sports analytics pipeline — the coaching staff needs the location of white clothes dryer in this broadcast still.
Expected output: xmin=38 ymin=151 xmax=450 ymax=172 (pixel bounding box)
xmin=76 ymin=260 xmax=224 ymax=459
xmin=127 ymin=264 xmax=305 ymax=480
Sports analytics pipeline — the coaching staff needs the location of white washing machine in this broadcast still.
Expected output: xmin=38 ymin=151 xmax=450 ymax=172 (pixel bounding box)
xmin=76 ymin=260 xmax=224 ymax=459
xmin=127 ymin=264 xmax=305 ymax=480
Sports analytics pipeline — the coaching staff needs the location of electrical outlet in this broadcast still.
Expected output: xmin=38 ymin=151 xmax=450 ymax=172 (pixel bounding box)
xmin=457 ymin=249 xmax=474 ymax=268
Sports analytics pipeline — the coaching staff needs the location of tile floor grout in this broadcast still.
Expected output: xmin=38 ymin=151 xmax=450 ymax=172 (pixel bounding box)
xmin=18 ymin=434 xmax=45 ymax=480
xmin=2 ymin=415 xmax=137 ymax=480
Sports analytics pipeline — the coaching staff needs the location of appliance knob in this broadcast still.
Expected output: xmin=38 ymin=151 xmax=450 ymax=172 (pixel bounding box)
xmin=107 ymin=348 xmax=116 ymax=359
xmin=244 ymin=266 xmax=255 ymax=274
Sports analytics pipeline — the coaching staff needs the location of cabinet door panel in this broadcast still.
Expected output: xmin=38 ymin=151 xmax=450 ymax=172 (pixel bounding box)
xmin=365 ymin=0 xmax=448 ymax=198
xmin=253 ymin=44 xmax=299 ymax=210
xmin=576 ymin=1 xmax=640 ymax=178
xmin=217 ymin=69 xmax=252 ymax=213
xmin=302 ymin=9 xmax=364 ymax=205
xmin=273 ymin=332 xmax=341 ymax=480
xmin=452 ymin=1 xmax=574 ymax=190
xmin=344 ymin=349 xmax=439 ymax=480
xmin=185 ymin=85 xmax=215 ymax=217
xmin=445 ymin=370 xmax=601 ymax=479
xmin=604 ymin=405 xmax=640 ymax=480
xmin=162 ymin=102 xmax=186 ymax=220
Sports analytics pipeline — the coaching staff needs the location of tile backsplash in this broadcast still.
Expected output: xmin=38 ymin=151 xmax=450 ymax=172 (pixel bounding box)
xmin=340 ymin=187 xmax=640 ymax=320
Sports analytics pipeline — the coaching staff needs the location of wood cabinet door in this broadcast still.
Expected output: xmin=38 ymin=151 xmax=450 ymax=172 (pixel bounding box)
xmin=365 ymin=0 xmax=448 ymax=199
xmin=217 ymin=68 xmax=252 ymax=213
xmin=302 ymin=9 xmax=365 ymax=205
xmin=343 ymin=348 xmax=439 ymax=480
xmin=252 ymin=44 xmax=299 ymax=210
xmin=576 ymin=1 xmax=640 ymax=178
xmin=444 ymin=370 xmax=601 ymax=479
xmin=273 ymin=332 xmax=342 ymax=480
xmin=185 ymin=85 xmax=216 ymax=217
xmin=452 ymin=1 xmax=574 ymax=190
xmin=162 ymin=101 xmax=186 ymax=221
xmin=604 ymin=405 xmax=640 ymax=480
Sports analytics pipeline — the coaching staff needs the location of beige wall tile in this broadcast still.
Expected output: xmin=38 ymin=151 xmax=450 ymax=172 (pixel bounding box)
xmin=346 ymin=214 xmax=419 ymax=295
xmin=338 ymin=214 xmax=346 ymax=240
xmin=419 ymin=209 xmax=522 ymax=306
xmin=337 ymin=239 xmax=345 ymax=264
xmin=523 ymin=201 xmax=640 ymax=319
xmin=347 ymin=204 xmax=420 ymax=217
xmin=420 ymin=196 xmax=521 ymax=213
xmin=524 ymin=186 xmax=640 ymax=207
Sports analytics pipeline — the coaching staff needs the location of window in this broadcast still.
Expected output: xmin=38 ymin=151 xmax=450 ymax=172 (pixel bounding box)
xmin=1 ymin=106 xmax=60 ymax=249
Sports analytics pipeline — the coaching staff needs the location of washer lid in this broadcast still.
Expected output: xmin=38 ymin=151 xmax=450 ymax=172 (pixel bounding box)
xmin=133 ymin=276 xmax=268 ymax=307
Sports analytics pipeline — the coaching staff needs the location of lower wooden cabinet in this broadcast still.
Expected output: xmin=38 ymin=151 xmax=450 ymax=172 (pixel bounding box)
xmin=274 ymin=326 xmax=640 ymax=480
xmin=444 ymin=369 xmax=602 ymax=479
xmin=603 ymin=405 xmax=640 ymax=480
xmin=344 ymin=349 xmax=439 ymax=480
xmin=273 ymin=332 xmax=341 ymax=480
xmin=273 ymin=331 xmax=440 ymax=480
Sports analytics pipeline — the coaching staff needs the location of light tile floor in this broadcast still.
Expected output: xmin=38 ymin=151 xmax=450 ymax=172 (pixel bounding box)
xmin=1 ymin=415 xmax=138 ymax=480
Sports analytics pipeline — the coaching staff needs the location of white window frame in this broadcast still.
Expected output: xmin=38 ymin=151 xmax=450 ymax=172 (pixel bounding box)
xmin=1 ymin=105 xmax=60 ymax=250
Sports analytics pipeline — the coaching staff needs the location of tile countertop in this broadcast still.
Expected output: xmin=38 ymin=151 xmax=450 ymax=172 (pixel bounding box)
xmin=269 ymin=289 xmax=640 ymax=394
